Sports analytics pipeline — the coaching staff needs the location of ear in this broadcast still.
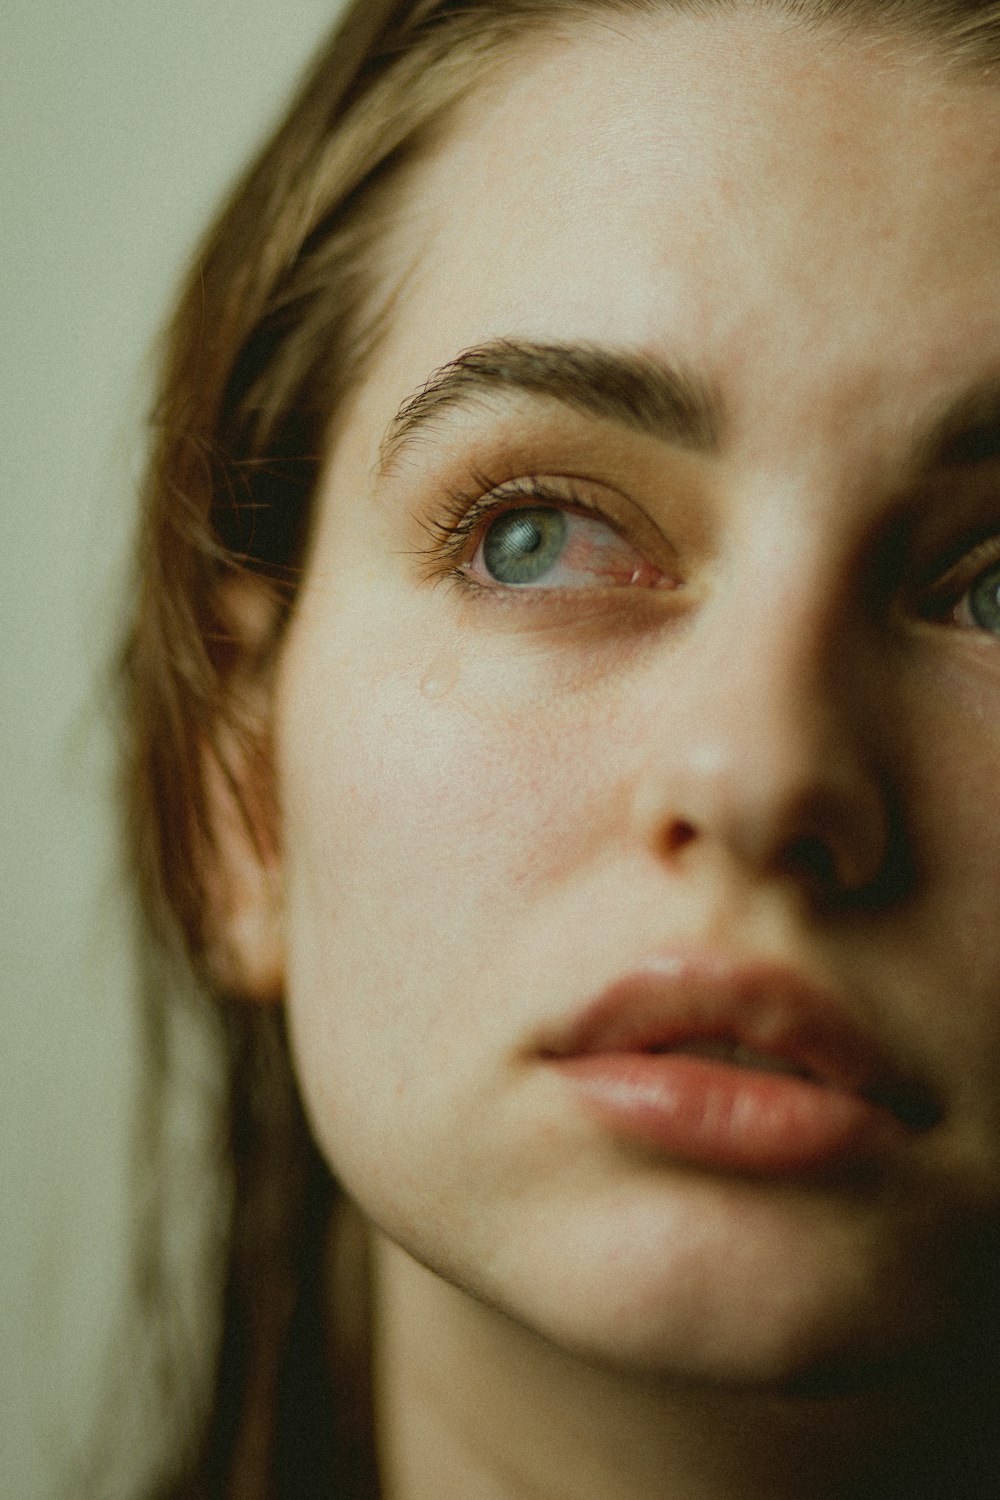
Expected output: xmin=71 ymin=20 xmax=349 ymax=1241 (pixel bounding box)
xmin=201 ymin=579 xmax=286 ymax=1003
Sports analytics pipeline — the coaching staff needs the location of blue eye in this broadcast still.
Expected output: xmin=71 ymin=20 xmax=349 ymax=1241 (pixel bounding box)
xmin=482 ymin=507 xmax=568 ymax=584
xmin=465 ymin=500 xmax=665 ymax=592
xmin=966 ymin=562 xmax=1000 ymax=633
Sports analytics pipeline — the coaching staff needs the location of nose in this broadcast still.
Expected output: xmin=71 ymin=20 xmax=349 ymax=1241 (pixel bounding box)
xmin=632 ymin=557 xmax=892 ymax=901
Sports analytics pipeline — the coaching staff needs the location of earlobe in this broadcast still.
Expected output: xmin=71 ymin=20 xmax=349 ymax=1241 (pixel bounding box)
xmin=200 ymin=577 xmax=287 ymax=1003
xmin=211 ymin=870 xmax=286 ymax=1003
xmin=202 ymin=740 xmax=286 ymax=1003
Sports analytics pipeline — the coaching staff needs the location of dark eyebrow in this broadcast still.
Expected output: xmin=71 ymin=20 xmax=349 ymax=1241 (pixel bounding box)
xmin=378 ymin=338 xmax=721 ymax=473
xmin=921 ymin=380 xmax=1000 ymax=470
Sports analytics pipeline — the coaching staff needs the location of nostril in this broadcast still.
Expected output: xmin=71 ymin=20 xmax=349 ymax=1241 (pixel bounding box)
xmin=663 ymin=819 xmax=698 ymax=856
xmin=779 ymin=833 xmax=838 ymax=887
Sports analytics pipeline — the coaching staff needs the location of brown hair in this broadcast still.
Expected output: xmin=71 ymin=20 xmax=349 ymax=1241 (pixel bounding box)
xmin=117 ymin=1 xmax=1000 ymax=1495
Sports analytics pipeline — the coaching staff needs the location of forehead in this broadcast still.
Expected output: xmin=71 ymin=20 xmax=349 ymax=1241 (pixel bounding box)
xmin=332 ymin=8 xmax=1000 ymax=481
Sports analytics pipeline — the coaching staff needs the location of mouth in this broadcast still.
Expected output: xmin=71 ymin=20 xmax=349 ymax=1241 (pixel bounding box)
xmin=651 ymin=1038 xmax=812 ymax=1075
xmin=540 ymin=954 xmax=940 ymax=1177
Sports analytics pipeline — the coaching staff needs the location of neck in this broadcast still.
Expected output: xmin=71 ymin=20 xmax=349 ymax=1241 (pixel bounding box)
xmin=369 ymin=1234 xmax=998 ymax=1500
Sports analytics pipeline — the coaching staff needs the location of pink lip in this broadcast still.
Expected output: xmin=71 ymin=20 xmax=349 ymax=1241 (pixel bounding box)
xmin=541 ymin=953 xmax=938 ymax=1177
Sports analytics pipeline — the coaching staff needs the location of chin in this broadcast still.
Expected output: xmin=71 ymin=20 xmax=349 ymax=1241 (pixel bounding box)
xmin=494 ymin=1275 xmax=955 ymax=1400
xmin=416 ymin=1174 xmax=972 ymax=1398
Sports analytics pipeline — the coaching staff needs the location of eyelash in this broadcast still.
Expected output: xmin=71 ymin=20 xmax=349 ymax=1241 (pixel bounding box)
xmin=416 ymin=472 xmax=610 ymax=587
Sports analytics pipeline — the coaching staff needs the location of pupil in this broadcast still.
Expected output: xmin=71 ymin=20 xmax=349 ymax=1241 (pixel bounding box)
xmin=507 ymin=517 xmax=543 ymax=555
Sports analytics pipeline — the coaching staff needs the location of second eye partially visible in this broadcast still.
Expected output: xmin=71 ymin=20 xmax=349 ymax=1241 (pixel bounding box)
xmin=917 ymin=530 xmax=1000 ymax=638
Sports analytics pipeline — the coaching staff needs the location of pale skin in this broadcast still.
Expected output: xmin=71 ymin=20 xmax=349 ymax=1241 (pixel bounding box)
xmin=219 ymin=9 xmax=1000 ymax=1497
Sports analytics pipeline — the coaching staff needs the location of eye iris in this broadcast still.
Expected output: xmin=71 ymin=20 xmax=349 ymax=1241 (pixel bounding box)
xmin=482 ymin=507 xmax=568 ymax=584
xmin=969 ymin=564 xmax=1000 ymax=632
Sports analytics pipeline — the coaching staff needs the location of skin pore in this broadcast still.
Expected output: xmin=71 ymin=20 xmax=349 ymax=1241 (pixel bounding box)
xmin=223 ymin=8 xmax=1000 ymax=1497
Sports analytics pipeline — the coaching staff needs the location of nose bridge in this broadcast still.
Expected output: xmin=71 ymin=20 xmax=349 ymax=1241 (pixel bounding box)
xmin=703 ymin=549 xmax=844 ymax=794
xmin=636 ymin=520 xmax=888 ymax=891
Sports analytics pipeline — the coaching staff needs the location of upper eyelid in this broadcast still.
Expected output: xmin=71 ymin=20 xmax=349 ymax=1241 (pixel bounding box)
xmin=428 ymin=474 xmax=633 ymax=552
xmin=452 ymin=472 xmax=674 ymax=552
xmin=470 ymin=477 xmax=616 ymax=526
xmin=923 ymin=532 xmax=1000 ymax=596
xmin=480 ymin=473 xmax=626 ymax=510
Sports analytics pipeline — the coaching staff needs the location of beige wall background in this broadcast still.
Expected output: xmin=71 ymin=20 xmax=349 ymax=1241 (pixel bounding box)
xmin=2 ymin=4 xmax=343 ymax=1493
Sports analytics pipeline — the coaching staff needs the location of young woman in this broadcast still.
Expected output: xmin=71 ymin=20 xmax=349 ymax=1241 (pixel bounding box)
xmin=121 ymin=0 xmax=1000 ymax=1494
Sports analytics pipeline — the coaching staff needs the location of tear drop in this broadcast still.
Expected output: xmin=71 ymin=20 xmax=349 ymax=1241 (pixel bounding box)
xmin=420 ymin=657 xmax=459 ymax=700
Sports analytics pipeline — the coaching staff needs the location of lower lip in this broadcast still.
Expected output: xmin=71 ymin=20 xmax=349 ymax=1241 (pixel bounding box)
xmin=554 ymin=1053 xmax=898 ymax=1175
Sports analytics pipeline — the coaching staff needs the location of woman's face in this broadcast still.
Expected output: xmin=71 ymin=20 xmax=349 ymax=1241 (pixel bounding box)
xmin=266 ymin=10 xmax=1000 ymax=1385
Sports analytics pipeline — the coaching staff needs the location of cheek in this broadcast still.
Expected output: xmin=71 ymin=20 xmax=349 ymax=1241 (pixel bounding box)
xmin=282 ymin=638 xmax=593 ymax=926
xmin=277 ymin=578 xmax=637 ymax=953
xmin=273 ymin=599 xmax=630 ymax=1183
xmin=903 ymin=655 xmax=1000 ymax=894
xmin=876 ymin=662 xmax=1000 ymax=1120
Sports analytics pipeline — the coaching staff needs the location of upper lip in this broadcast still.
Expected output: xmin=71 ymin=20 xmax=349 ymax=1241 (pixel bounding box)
xmin=538 ymin=951 xmax=941 ymax=1130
